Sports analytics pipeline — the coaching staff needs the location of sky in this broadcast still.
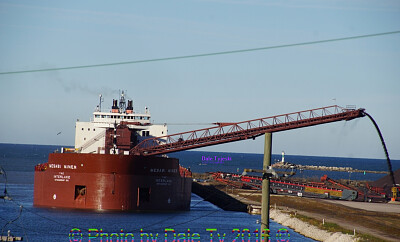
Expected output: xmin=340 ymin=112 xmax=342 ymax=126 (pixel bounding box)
xmin=0 ymin=0 xmax=399 ymax=159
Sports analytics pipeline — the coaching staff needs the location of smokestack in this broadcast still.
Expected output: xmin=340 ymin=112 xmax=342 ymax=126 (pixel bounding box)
xmin=112 ymin=99 xmax=119 ymax=113
xmin=126 ymin=100 xmax=133 ymax=114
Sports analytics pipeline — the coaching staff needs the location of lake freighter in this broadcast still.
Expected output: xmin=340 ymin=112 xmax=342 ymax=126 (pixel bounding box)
xmin=34 ymin=92 xmax=192 ymax=211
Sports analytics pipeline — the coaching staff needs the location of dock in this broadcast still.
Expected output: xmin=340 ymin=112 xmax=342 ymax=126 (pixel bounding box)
xmin=192 ymin=179 xmax=400 ymax=241
xmin=192 ymin=181 xmax=249 ymax=212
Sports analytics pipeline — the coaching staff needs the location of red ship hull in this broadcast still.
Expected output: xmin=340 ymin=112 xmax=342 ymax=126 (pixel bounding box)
xmin=34 ymin=153 xmax=192 ymax=211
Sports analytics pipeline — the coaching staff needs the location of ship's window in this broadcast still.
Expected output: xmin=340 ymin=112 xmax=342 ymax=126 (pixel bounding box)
xmin=93 ymin=129 xmax=95 ymax=131
xmin=138 ymin=187 xmax=150 ymax=202
xmin=102 ymin=115 xmax=105 ymax=118
xmin=106 ymin=115 xmax=110 ymax=118
xmin=88 ymin=128 xmax=90 ymax=131
xmin=82 ymin=128 xmax=84 ymax=131
xmin=84 ymin=138 xmax=86 ymax=141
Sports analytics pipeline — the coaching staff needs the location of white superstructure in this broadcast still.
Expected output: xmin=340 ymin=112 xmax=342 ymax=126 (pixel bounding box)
xmin=74 ymin=91 xmax=167 ymax=154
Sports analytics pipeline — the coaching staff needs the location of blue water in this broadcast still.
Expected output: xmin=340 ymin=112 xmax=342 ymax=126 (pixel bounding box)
xmin=1 ymin=143 xmax=399 ymax=241
xmin=1 ymin=184 xmax=311 ymax=242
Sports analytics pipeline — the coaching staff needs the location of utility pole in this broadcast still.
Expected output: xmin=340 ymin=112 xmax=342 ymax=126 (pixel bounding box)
xmin=242 ymin=133 xmax=277 ymax=240
xmin=261 ymin=133 xmax=272 ymax=238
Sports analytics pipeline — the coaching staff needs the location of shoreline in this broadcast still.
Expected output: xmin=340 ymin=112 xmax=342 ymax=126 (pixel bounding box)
xmin=269 ymin=208 xmax=356 ymax=242
xmin=192 ymin=181 xmax=357 ymax=241
xmin=192 ymin=179 xmax=399 ymax=241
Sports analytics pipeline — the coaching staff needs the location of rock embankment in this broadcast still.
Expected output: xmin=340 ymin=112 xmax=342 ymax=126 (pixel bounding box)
xmin=270 ymin=209 xmax=357 ymax=242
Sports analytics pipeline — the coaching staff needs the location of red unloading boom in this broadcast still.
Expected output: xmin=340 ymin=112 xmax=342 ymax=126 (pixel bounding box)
xmin=130 ymin=105 xmax=365 ymax=156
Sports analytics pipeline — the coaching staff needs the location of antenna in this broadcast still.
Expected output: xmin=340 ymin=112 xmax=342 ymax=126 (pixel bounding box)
xmin=99 ymin=94 xmax=104 ymax=112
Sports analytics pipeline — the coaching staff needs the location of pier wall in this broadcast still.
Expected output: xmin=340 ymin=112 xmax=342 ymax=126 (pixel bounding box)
xmin=192 ymin=182 xmax=247 ymax=212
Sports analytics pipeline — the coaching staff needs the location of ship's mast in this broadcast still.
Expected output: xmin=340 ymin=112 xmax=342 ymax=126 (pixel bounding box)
xmin=99 ymin=94 xmax=104 ymax=112
xmin=119 ymin=90 xmax=126 ymax=113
